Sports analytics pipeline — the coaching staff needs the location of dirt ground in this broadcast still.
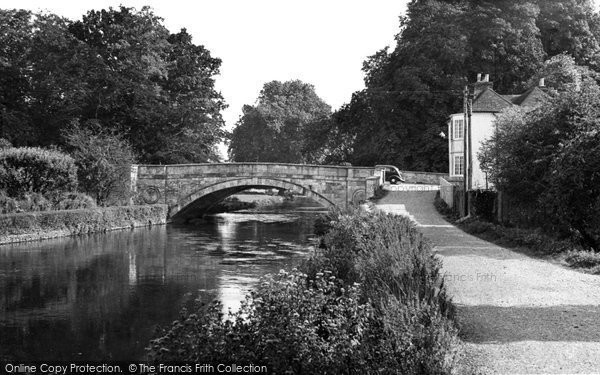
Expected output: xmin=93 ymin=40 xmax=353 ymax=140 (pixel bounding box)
xmin=376 ymin=191 xmax=600 ymax=375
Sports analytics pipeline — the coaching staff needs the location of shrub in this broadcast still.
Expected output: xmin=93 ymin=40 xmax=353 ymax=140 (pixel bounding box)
xmin=0 ymin=147 xmax=78 ymax=197
xmin=479 ymin=79 xmax=600 ymax=250
xmin=18 ymin=192 xmax=53 ymax=212
xmin=148 ymin=269 xmax=373 ymax=374
xmin=471 ymin=189 xmax=496 ymax=222
xmin=52 ymin=192 xmax=97 ymax=210
xmin=0 ymin=138 xmax=12 ymax=149
xmin=306 ymin=210 xmax=459 ymax=374
xmin=149 ymin=208 xmax=460 ymax=374
xmin=434 ymin=191 xmax=455 ymax=218
xmin=63 ymin=120 xmax=136 ymax=206
xmin=0 ymin=190 xmax=20 ymax=214
xmin=565 ymin=250 xmax=600 ymax=270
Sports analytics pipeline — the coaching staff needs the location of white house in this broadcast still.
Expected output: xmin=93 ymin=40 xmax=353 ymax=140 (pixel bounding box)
xmin=448 ymin=74 xmax=548 ymax=189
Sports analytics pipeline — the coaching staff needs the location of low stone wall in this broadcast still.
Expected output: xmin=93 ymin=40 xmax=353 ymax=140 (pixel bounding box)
xmin=0 ymin=204 xmax=168 ymax=245
xmin=439 ymin=177 xmax=455 ymax=208
xmin=401 ymin=171 xmax=448 ymax=184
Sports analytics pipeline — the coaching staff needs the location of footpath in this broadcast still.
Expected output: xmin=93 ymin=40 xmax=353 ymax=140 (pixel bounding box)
xmin=376 ymin=191 xmax=600 ymax=375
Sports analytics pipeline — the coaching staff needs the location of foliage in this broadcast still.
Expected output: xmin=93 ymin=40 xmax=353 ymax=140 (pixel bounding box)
xmin=52 ymin=192 xmax=97 ymax=211
xmin=320 ymin=0 xmax=600 ymax=171
xmin=526 ymin=53 xmax=598 ymax=92
xmin=434 ymin=191 xmax=459 ymax=221
xmin=148 ymin=270 xmax=373 ymax=374
xmin=536 ymin=0 xmax=600 ymax=70
xmin=0 ymin=139 xmax=12 ymax=149
xmin=149 ymin=208 xmax=460 ymax=374
xmin=0 ymin=191 xmax=20 ymax=214
xmin=0 ymin=204 xmax=167 ymax=237
xmin=229 ymin=80 xmax=331 ymax=163
xmin=0 ymin=7 xmax=226 ymax=163
xmin=470 ymin=190 xmax=496 ymax=222
xmin=204 ymin=196 xmax=256 ymax=214
xmin=0 ymin=147 xmax=78 ymax=198
xmin=479 ymin=79 xmax=600 ymax=249
xmin=564 ymin=250 xmax=600 ymax=273
xmin=63 ymin=120 xmax=136 ymax=206
xmin=0 ymin=190 xmax=96 ymax=214
xmin=450 ymin=215 xmax=577 ymax=256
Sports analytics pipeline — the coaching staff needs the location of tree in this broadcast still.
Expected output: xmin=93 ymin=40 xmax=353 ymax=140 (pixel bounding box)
xmin=325 ymin=0 xmax=600 ymax=171
xmin=0 ymin=6 xmax=226 ymax=163
xmin=68 ymin=7 xmax=227 ymax=163
xmin=229 ymin=80 xmax=331 ymax=163
xmin=63 ymin=120 xmax=136 ymax=205
xmin=536 ymin=0 xmax=600 ymax=70
xmin=526 ymin=53 xmax=598 ymax=92
xmin=479 ymin=78 xmax=600 ymax=249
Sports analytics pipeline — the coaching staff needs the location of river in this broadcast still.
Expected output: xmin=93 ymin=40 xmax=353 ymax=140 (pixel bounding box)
xmin=0 ymin=200 xmax=323 ymax=361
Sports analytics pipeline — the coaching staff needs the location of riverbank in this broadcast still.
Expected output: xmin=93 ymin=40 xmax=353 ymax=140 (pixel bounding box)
xmin=0 ymin=204 xmax=168 ymax=245
xmin=148 ymin=206 xmax=460 ymax=374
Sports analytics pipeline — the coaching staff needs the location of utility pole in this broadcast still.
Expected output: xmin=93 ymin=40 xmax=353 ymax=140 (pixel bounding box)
xmin=467 ymin=87 xmax=473 ymax=216
xmin=462 ymin=86 xmax=468 ymax=217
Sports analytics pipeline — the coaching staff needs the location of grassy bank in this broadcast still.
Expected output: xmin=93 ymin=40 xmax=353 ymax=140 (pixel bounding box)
xmin=434 ymin=193 xmax=600 ymax=275
xmin=0 ymin=204 xmax=168 ymax=244
xmin=147 ymin=208 xmax=460 ymax=374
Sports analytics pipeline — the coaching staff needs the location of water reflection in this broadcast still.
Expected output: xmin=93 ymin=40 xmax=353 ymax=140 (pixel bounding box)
xmin=0 ymin=209 xmax=320 ymax=361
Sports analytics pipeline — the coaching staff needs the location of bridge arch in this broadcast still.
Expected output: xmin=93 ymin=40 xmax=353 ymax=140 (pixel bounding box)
xmin=170 ymin=177 xmax=335 ymax=221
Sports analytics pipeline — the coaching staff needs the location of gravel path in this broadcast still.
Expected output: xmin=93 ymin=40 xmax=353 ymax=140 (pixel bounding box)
xmin=376 ymin=191 xmax=600 ymax=375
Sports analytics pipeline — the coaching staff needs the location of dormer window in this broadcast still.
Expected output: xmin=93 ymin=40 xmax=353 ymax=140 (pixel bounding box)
xmin=453 ymin=119 xmax=464 ymax=140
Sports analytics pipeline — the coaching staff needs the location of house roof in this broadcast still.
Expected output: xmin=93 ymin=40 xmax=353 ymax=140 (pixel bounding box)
xmin=473 ymin=85 xmax=548 ymax=113
xmin=472 ymin=88 xmax=514 ymax=113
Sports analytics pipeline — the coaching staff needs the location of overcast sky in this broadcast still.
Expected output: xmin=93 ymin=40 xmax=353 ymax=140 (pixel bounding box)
xmin=1 ymin=0 xmax=409 ymax=131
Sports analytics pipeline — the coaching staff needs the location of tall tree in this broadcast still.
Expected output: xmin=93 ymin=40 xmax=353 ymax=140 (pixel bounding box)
xmin=536 ymin=0 xmax=600 ymax=70
xmin=0 ymin=6 xmax=226 ymax=163
xmin=68 ymin=6 xmax=226 ymax=163
xmin=325 ymin=0 xmax=600 ymax=171
xmin=229 ymin=80 xmax=331 ymax=163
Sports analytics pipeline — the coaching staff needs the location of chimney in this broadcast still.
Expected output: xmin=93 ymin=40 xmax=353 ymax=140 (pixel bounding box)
xmin=539 ymin=78 xmax=545 ymax=87
xmin=473 ymin=73 xmax=493 ymax=96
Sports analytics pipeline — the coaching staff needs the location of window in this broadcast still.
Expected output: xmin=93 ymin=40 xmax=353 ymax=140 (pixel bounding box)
xmin=453 ymin=119 xmax=464 ymax=140
xmin=454 ymin=155 xmax=464 ymax=175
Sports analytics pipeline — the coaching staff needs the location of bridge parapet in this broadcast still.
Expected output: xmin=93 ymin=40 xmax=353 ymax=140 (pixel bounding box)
xmin=133 ymin=163 xmax=377 ymax=220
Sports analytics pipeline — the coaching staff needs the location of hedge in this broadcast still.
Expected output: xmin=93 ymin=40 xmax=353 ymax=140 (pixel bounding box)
xmin=0 ymin=147 xmax=78 ymax=197
xmin=0 ymin=204 xmax=168 ymax=244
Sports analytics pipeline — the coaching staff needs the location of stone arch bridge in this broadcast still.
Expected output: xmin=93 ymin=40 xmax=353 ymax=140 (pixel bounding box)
xmin=132 ymin=163 xmax=381 ymax=221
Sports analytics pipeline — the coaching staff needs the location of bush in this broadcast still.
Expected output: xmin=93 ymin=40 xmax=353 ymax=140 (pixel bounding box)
xmin=63 ymin=120 xmax=136 ymax=206
xmin=471 ymin=190 xmax=496 ymax=222
xmin=149 ymin=208 xmax=460 ymax=374
xmin=480 ymin=79 xmax=600 ymax=250
xmin=0 ymin=190 xmax=20 ymax=214
xmin=434 ymin=192 xmax=457 ymax=219
xmin=0 ymin=138 xmax=12 ymax=149
xmin=565 ymin=250 xmax=600 ymax=272
xmin=52 ymin=192 xmax=97 ymax=210
xmin=17 ymin=192 xmax=53 ymax=212
xmin=0 ymin=204 xmax=168 ymax=237
xmin=148 ymin=269 xmax=372 ymax=374
xmin=0 ymin=147 xmax=78 ymax=198
xmin=0 ymin=190 xmax=96 ymax=214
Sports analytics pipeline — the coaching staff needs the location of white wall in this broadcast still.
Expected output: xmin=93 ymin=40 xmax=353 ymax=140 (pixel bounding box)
xmin=471 ymin=113 xmax=495 ymax=189
xmin=448 ymin=112 xmax=496 ymax=189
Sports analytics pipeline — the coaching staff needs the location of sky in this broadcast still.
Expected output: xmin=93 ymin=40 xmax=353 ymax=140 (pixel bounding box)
xmin=0 ymin=0 xmax=410 ymax=135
